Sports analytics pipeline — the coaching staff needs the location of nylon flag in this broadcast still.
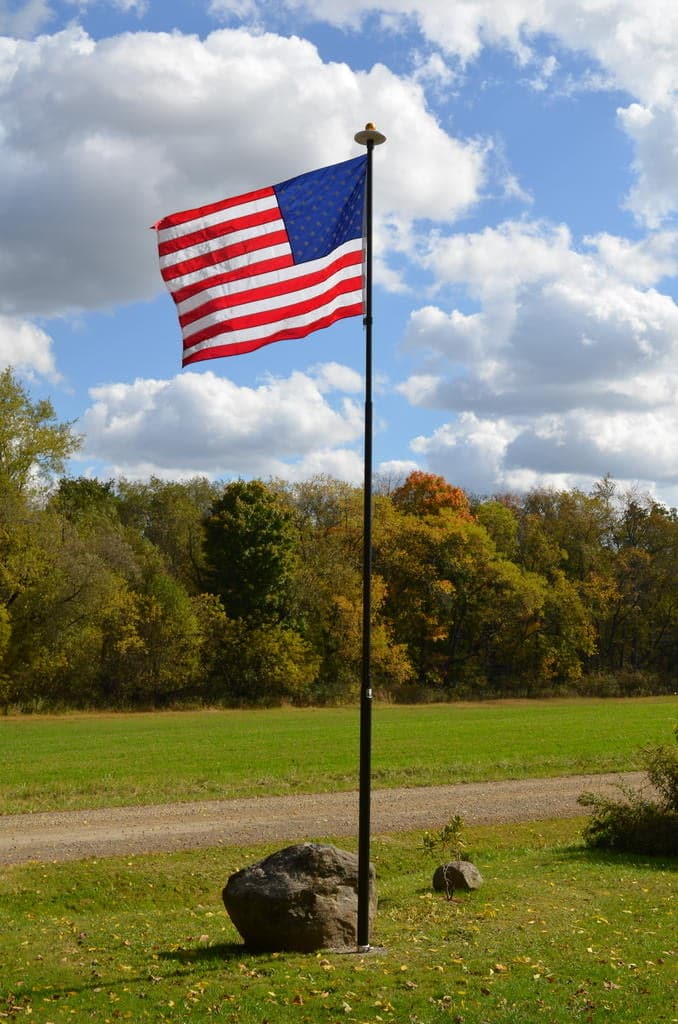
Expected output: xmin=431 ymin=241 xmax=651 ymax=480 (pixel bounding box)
xmin=155 ymin=156 xmax=367 ymax=365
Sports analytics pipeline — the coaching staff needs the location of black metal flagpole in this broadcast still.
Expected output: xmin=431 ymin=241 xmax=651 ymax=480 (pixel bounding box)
xmin=354 ymin=122 xmax=386 ymax=951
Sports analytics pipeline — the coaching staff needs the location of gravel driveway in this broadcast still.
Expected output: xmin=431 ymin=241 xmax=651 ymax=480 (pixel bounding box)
xmin=0 ymin=772 xmax=643 ymax=866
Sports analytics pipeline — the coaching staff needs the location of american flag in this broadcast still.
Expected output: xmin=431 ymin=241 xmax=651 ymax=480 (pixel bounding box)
xmin=155 ymin=156 xmax=367 ymax=365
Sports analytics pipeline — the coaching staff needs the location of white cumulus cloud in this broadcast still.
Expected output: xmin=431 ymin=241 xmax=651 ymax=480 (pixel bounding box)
xmin=250 ymin=1 xmax=678 ymax=104
xmin=618 ymin=103 xmax=678 ymax=227
xmin=80 ymin=364 xmax=366 ymax=480
xmin=218 ymin=2 xmax=678 ymax=224
xmin=411 ymin=412 xmax=520 ymax=495
xmin=0 ymin=0 xmax=52 ymax=36
xmin=0 ymin=25 xmax=486 ymax=320
xmin=401 ymin=218 xmax=678 ymax=495
xmin=0 ymin=316 xmax=60 ymax=380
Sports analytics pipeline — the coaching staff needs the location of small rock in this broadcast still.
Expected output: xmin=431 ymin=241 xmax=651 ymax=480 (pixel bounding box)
xmin=432 ymin=860 xmax=483 ymax=893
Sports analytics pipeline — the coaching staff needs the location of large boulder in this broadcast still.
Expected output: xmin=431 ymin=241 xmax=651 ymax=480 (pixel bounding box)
xmin=222 ymin=843 xmax=376 ymax=952
xmin=432 ymin=860 xmax=484 ymax=894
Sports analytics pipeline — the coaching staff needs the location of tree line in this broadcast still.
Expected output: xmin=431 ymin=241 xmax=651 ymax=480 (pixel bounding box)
xmin=1 ymin=367 xmax=676 ymax=710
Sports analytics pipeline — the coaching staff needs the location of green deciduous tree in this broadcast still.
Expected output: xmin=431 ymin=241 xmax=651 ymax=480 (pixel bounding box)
xmin=116 ymin=476 xmax=218 ymax=593
xmin=518 ymin=484 xmax=615 ymax=582
xmin=204 ymin=479 xmax=298 ymax=625
xmin=205 ymin=612 xmax=320 ymax=706
xmin=281 ymin=480 xmax=412 ymax=702
xmin=0 ymin=368 xmax=79 ymax=493
xmin=52 ymin=477 xmax=120 ymax=528
xmin=377 ymin=499 xmax=594 ymax=694
xmin=0 ymin=376 xmax=676 ymax=710
xmin=475 ymin=499 xmax=519 ymax=560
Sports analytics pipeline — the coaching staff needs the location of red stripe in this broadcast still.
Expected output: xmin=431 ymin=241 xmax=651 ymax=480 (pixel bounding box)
xmin=158 ymin=205 xmax=281 ymax=258
xmin=155 ymin=185 xmax=275 ymax=231
xmin=181 ymin=275 xmax=363 ymax=347
xmin=182 ymin=303 xmax=363 ymax=364
xmin=160 ymin=229 xmax=289 ymax=283
xmin=178 ymin=249 xmax=364 ymax=328
xmin=168 ymin=254 xmax=295 ymax=305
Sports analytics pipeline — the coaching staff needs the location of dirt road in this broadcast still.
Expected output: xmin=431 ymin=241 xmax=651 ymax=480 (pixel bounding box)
xmin=0 ymin=771 xmax=643 ymax=866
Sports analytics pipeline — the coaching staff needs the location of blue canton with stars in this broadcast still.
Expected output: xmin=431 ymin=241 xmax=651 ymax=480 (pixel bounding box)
xmin=274 ymin=155 xmax=367 ymax=265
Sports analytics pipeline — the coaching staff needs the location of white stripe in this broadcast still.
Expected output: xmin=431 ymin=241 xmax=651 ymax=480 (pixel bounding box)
xmin=183 ymin=289 xmax=363 ymax=358
xmin=157 ymin=192 xmax=279 ymax=247
xmin=165 ymin=241 xmax=293 ymax=293
xmin=181 ymin=261 xmax=363 ymax=341
xmin=159 ymin=216 xmax=285 ymax=271
xmin=176 ymin=237 xmax=364 ymax=317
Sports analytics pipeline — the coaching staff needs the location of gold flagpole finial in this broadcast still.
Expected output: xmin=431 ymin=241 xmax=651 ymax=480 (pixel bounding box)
xmin=354 ymin=123 xmax=386 ymax=146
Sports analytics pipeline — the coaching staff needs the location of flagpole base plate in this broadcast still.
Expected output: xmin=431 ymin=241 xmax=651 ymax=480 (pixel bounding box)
xmin=325 ymin=945 xmax=388 ymax=956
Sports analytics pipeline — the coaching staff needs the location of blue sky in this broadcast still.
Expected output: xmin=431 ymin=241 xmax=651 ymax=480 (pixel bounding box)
xmin=3 ymin=0 xmax=678 ymax=503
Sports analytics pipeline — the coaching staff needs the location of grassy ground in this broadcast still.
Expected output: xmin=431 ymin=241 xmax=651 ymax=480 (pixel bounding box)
xmin=1 ymin=697 xmax=676 ymax=814
xmin=1 ymin=819 xmax=674 ymax=1024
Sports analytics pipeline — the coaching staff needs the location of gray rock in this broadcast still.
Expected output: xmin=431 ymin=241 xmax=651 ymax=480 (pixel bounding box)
xmin=432 ymin=860 xmax=483 ymax=894
xmin=222 ymin=842 xmax=377 ymax=952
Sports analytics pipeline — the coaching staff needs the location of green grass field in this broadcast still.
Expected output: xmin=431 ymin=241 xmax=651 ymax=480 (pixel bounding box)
xmin=1 ymin=699 xmax=676 ymax=1021
xmin=1 ymin=820 xmax=675 ymax=1024
xmin=1 ymin=697 xmax=676 ymax=814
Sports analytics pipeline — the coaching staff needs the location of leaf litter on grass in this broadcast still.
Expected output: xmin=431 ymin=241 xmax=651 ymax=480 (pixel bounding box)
xmin=0 ymin=819 xmax=675 ymax=1023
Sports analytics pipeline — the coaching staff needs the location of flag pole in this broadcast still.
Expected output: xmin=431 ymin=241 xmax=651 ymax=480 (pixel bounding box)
xmin=354 ymin=122 xmax=386 ymax=951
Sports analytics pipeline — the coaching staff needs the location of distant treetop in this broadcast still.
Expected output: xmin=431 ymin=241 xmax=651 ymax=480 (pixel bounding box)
xmin=391 ymin=470 xmax=473 ymax=520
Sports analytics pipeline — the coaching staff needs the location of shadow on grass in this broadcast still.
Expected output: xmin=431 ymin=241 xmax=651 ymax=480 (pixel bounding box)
xmin=16 ymin=962 xmax=201 ymax=1005
xmin=14 ymin=943 xmax=254 ymax=1007
xmin=158 ymin=941 xmax=246 ymax=963
xmin=555 ymin=842 xmax=677 ymax=872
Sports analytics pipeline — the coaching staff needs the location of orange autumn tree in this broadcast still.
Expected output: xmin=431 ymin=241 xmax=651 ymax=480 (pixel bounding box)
xmin=391 ymin=471 xmax=474 ymax=520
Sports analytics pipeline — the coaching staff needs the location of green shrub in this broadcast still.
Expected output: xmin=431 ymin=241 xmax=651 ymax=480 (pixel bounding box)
xmin=644 ymin=734 xmax=678 ymax=810
xmin=571 ymin=670 xmax=673 ymax=697
xmin=579 ymin=786 xmax=678 ymax=855
xmin=422 ymin=814 xmax=466 ymax=862
xmin=579 ymin=729 xmax=678 ymax=856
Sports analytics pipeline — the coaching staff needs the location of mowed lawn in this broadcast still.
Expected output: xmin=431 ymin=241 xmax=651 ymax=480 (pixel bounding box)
xmin=1 ymin=703 xmax=676 ymax=1023
xmin=1 ymin=697 xmax=676 ymax=814
xmin=1 ymin=820 xmax=675 ymax=1024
